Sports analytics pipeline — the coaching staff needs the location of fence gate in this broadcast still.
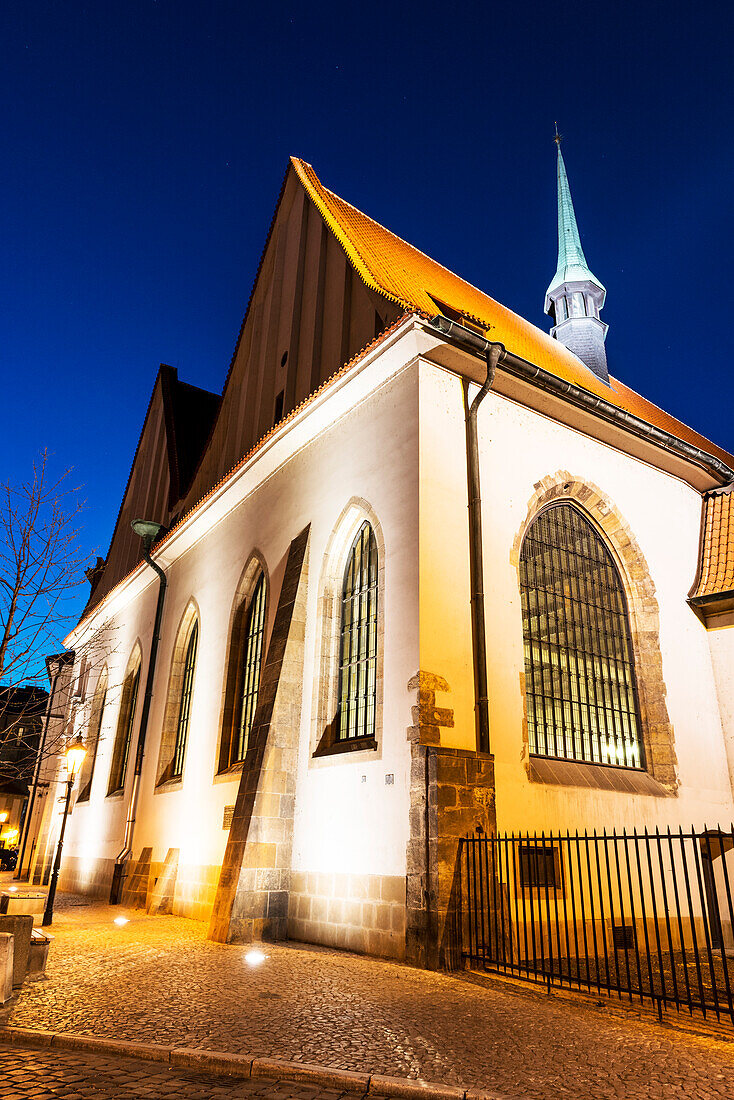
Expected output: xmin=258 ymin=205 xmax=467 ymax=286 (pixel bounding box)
xmin=461 ymin=827 xmax=734 ymax=1024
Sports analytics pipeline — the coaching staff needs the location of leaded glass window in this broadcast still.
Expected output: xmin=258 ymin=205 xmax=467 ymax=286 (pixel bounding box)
xmin=77 ymin=671 xmax=107 ymax=802
xmin=171 ymin=620 xmax=198 ymax=779
xmin=519 ymin=504 xmax=643 ymax=769
xmin=337 ymin=523 xmax=378 ymax=742
xmin=234 ymin=572 xmax=266 ymax=762
xmin=108 ymin=662 xmax=140 ymax=794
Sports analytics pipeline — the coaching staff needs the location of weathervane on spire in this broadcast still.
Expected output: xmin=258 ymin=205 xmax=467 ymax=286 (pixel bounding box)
xmin=553 ymin=121 xmax=562 ymax=147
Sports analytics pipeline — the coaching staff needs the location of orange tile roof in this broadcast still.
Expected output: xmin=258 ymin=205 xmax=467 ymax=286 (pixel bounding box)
xmin=291 ymin=157 xmax=734 ymax=471
xmin=692 ymin=490 xmax=734 ymax=599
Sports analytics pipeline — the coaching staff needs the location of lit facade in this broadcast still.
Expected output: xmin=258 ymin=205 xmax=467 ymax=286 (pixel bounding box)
xmin=23 ymin=155 xmax=734 ymax=966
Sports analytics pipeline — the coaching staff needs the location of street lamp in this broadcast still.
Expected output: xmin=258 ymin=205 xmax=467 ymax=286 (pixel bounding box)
xmin=42 ymin=734 xmax=87 ymax=927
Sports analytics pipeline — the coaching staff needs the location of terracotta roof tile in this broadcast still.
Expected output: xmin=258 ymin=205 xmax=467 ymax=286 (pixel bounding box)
xmin=291 ymin=157 xmax=734 ymax=470
xmin=692 ymin=490 xmax=734 ymax=599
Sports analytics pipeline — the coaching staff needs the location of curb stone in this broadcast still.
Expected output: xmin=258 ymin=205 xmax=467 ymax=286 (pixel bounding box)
xmin=251 ymin=1056 xmax=370 ymax=1091
xmin=0 ymin=1027 xmax=507 ymax=1099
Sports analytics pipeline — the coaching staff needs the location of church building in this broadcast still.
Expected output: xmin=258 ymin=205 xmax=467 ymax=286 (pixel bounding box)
xmin=23 ymin=145 xmax=734 ymax=967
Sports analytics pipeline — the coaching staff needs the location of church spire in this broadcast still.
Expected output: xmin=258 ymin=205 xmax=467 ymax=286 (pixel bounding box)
xmin=545 ymin=130 xmax=609 ymax=383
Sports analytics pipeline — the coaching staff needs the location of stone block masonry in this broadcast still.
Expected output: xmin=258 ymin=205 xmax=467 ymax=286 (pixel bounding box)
xmin=288 ymin=871 xmax=406 ymax=960
xmin=405 ymin=672 xmax=496 ymax=969
xmin=208 ymin=525 xmax=310 ymax=944
xmin=146 ymin=847 xmax=179 ymax=916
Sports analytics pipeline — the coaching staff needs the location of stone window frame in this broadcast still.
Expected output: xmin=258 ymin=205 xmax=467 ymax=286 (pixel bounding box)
xmin=310 ymin=498 xmax=385 ymax=764
xmin=510 ymin=473 xmax=678 ymax=793
xmin=216 ymin=551 xmax=270 ymax=776
xmin=106 ymin=642 xmax=143 ymax=798
xmin=76 ymin=665 xmax=108 ymax=803
xmin=155 ymin=600 xmax=200 ymax=790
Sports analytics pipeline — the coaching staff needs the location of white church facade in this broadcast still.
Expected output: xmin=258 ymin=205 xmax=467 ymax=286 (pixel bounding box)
xmin=21 ymin=149 xmax=734 ymax=967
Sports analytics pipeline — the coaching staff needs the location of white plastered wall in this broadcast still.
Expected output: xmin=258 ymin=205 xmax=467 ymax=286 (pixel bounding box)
xmin=62 ymin=329 xmax=420 ymax=890
xmin=418 ymin=358 xmax=734 ymax=833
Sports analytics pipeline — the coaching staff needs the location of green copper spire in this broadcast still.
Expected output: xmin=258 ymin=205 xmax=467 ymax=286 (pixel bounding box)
xmin=545 ymin=131 xmax=609 ymax=382
xmin=545 ymin=142 xmax=605 ymax=306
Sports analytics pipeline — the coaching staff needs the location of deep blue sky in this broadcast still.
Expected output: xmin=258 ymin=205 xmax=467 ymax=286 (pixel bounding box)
xmin=3 ymin=1 xmax=733 ymax=625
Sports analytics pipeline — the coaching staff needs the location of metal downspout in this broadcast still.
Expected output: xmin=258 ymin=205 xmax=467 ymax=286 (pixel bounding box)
xmin=110 ymin=545 xmax=167 ymax=903
xmin=465 ymin=341 xmax=505 ymax=755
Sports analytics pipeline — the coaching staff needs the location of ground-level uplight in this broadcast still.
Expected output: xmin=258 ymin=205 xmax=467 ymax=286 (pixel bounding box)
xmin=113 ymin=916 xmax=129 ymax=927
xmin=245 ymin=949 xmax=267 ymax=966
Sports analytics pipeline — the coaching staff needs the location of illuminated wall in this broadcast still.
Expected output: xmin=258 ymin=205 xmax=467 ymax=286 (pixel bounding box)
xmin=55 ymin=319 xmax=734 ymax=959
xmin=417 ymin=357 xmax=734 ymax=834
xmin=60 ymin=323 xmax=421 ymax=952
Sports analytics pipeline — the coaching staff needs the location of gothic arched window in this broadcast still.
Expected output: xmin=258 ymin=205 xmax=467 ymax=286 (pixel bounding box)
xmin=236 ymin=573 xmax=266 ymax=760
xmin=107 ymin=649 xmax=141 ymax=794
xmin=337 ymin=522 xmax=378 ymax=742
xmin=172 ymin=620 xmax=198 ymax=778
xmin=77 ymin=668 xmax=107 ymax=802
xmin=519 ymin=504 xmax=643 ymax=769
xmin=219 ymin=569 xmax=267 ymax=771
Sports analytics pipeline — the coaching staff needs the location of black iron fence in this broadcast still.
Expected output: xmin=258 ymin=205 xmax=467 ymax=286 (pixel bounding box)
xmin=461 ymin=826 xmax=734 ymax=1023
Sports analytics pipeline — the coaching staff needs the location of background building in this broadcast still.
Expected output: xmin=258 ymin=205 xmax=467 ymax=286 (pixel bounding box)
xmin=0 ymin=685 xmax=48 ymax=854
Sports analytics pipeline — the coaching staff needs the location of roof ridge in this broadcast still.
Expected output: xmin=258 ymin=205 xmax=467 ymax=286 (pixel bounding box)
xmin=315 ymin=176 xmax=499 ymax=321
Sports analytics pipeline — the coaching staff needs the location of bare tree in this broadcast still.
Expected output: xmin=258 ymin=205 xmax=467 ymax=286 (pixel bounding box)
xmin=0 ymin=451 xmax=121 ymax=793
xmin=0 ymin=449 xmax=89 ymax=688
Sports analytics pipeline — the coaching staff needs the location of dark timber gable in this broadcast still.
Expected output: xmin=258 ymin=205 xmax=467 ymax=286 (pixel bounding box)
xmin=84 ymin=366 xmax=219 ymax=613
xmin=180 ymin=165 xmax=400 ymax=512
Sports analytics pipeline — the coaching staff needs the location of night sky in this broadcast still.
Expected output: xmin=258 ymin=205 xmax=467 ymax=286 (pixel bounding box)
xmin=3 ymin=2 xmax=733 ymax=627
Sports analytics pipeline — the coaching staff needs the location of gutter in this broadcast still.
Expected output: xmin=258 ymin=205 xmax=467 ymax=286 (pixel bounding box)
xmin=425 ymin=315 xmax=734 ymax=487
xmin=110 ymin=542 xmax=167 ymax=904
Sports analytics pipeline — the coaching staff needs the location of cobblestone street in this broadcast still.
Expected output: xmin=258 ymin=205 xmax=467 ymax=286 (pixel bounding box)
xmin=2 ymin=884 xmax=734 ymax=1098
xmin=0 ymin=1043 xmax=372 ymax=1099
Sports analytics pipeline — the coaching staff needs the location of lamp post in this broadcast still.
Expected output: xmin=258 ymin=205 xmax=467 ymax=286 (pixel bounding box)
xmin=0 ymin=809 xmax=8 ymax=850
xmin=42 ymin=734 xmax=87 ymax=927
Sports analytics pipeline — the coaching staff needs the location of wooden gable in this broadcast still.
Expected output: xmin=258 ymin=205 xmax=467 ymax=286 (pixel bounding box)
xmin=85 ymin=366 xmax=218 ymax=612
xmin=181 ymin=164 xmax=401 ymax=511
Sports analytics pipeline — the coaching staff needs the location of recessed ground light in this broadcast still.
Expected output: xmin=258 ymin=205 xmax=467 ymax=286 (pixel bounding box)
xmin=245 ymin=949 xmax=267 ymax=966
xmin=113 ymin=916 xmax=129 ymax=926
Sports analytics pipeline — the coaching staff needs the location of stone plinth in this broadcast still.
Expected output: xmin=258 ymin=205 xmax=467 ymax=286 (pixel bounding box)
xmin=1 ymin=891 xmax=46 ymax=926
xmin=0 ymin=914 xmax=33 ymax=987
xmin=0 ymin=932 xmax=13 ymax=1004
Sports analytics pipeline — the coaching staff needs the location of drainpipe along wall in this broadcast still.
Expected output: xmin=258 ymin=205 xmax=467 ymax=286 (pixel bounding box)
xmin=464 ymin=340 xmax=504 ymax=755
xmin=110 ymin=545 xmax=167 ymax=904
xmin=428 ymin=315 xmax=506 ymax=755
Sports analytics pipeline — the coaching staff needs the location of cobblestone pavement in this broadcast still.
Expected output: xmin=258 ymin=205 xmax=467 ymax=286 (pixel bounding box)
xmin=0 ymin=1043 xmax=370 ymax=1099
xmin=3 ymin=881 xmax=734 ymax=1098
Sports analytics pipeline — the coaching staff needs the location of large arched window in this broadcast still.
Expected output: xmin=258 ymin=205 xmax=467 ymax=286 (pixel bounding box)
xmin=519 ymin=504 xmax=643 ymax=769
xmin=336 ymin=522 xmax=378 ymax=742
xmin=219 ymin=569 xmax=267 ymax=771
xmin=107 ymin=648 xmax=142 ymax=794
xmin=157 ymin=608 xmax=199 ymax=786
xmin=77 ymin=667 xmax=107 ymax=802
